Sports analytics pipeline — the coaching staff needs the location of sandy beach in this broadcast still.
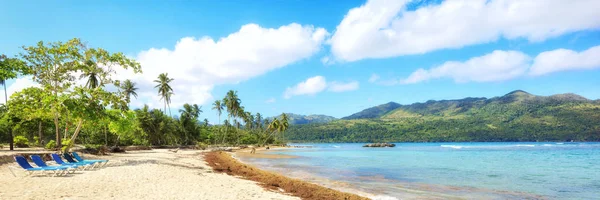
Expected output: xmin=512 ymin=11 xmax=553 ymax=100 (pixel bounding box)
xmin=0 ymin=149 xmax=299 ymax=200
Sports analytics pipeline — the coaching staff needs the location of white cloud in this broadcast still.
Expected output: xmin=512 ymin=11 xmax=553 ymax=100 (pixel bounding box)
xmin=265 ymin=98 xmax=276 ymax=104
xmin=283 ymin=76 xmax=328 ymax=99
xmin=401 ymin=45 xmax=600 ymax=84
xmin=368 ymin=74 xmax=380 ymax=83
xmin=530 ymin=45 xmax=600 ymax=76
xmin=330 ymin=0 xmax=600 ymax=62
xmin=0 ymin=77 xmax=40 ymax=101
xmin=283 ymin=76 xmax=359 ymax=98
xmin=401 ymin=50 xmax=530 ymax=84
xmin=328 ymin=81 xmax=359 ymax=92
xmin=115 ymin=23 xmax=328 ymax=108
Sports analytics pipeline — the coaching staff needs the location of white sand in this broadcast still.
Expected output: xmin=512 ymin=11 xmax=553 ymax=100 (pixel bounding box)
xmin=0 ymin=149 xmax=298 ymax=200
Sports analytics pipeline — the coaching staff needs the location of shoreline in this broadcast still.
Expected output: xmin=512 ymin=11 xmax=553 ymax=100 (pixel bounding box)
xmin=230 ymin=146 xmax=547 ymax=200
xmin=205 ymin=150 xmax=369 ymax=200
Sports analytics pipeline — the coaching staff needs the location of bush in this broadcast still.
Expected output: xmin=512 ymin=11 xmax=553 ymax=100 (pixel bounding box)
xmin=34 ymin=136 xmax=41 ymax=146
xmin=61 ymin=139 xmax=72 ymax=152
xmin=196 ymin=142 xmax=208 ymax=150
xmin=14 ymin=136 xmax=29 ymax=148
xmin=46 ymin=140 xmax=56 ymax=149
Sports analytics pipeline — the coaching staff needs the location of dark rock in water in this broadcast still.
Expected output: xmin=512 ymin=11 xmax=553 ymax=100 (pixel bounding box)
xmin=363 ymin=143 xmax=396 ymax=147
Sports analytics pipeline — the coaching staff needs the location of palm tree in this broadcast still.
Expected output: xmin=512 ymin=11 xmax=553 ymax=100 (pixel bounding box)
xmin=80 ymin=60 xmax=101 ymax=89
xmin=154 ymin=73 xmax=174 ymax=116
xmin=243 ymin=111 xmax=254 ymax=129
xmin=279 ymin=113 xmax=290 ymax=143
xmin=255 ymin=113 xmax=262 ymax=129
xmin=204 ymin=118 xmax=209 ymax=127
xmin=224 ymin=90 xmax=241 ymax=121
xmin=212 ymin=100 xmax=223 ymax=125
xmin=265 ymin=118 xmax=280 ymax=145
xmin=121 ymin=79 xmax=138 ymax=107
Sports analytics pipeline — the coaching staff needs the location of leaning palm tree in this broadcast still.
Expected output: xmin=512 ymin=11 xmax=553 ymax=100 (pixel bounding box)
xmin=154 ymin=73 xmax=174 ymax=115
xmin=121 ymin=79 xmax=138 ymax=106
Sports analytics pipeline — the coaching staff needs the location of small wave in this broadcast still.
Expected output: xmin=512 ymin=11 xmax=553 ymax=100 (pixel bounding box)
xmin=542 ymin=144 xmax=553 ymax=147
xmin=556 ymin=143 xmax=564 ymax=145
xmin=332 ymin=145 xmax=341 ymax=148
xmin=515 ymin=144 xmax=535 ymax=147
xmin=371 ymin=195 xmax=399 ymax=200
xmin=440 ymin=145 xmax=463 ymax=149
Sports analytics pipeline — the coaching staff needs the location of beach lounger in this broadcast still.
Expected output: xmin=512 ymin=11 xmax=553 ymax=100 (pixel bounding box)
xmin=71 ymin=152 xmax=109 ymax=167
xmin=30 ymin=155 xmax=77 ymax=174
xmin=8 ymin=156 xmax=72 ymax=177
xmin=63 ymin=153 xmax=102 ymax=168
xmin=51 ymin=153 xmax=93 ymax=170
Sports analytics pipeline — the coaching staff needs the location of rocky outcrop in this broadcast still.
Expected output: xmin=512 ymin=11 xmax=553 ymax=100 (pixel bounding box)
xmin=363 ymin=143 xmax=396 ymax=147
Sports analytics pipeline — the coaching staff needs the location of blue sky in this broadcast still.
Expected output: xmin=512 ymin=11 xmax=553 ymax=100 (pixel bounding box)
xmin=1 ymin=0 xmax=600 ymax=123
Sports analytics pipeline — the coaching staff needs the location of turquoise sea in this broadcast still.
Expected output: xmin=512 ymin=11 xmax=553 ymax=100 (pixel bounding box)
xmin=238 ymin=142 xmax=600 ymax=200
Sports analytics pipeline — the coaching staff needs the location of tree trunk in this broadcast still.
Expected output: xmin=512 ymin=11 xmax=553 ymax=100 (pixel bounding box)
xmin=54 ymin=114 xmax=61 ymax=148
xmin=38 ymin=120 xmax=44 ymax=146
xmin=63 ymin=111 xmax=69 ymax=139
xmin=65 ymin=119 xmax=84 ymax=152
xmin=104 ymin=125 xmax=108 ymax=146
xmin=4 ymin=83 xmax=13 ymax=150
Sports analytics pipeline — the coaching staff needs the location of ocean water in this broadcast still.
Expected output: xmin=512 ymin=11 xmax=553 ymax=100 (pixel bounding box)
xmin=238 ymin=142 xmax=600 ymax=199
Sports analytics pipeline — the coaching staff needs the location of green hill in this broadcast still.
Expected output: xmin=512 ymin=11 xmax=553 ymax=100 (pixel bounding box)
xmin=267 ymin=113 xmax=337 ymax=125
xmin=286 ymin=90 xmax=600 ymax=142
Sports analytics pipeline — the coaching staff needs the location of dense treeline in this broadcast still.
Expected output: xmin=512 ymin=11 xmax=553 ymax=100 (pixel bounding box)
xmin=0 ymin=38 xmax=290 ymax=151
xmin=286 ymin=91 xmax=600 ymax=143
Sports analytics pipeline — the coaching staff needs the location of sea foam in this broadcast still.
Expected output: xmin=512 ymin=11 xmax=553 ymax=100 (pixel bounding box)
xmin=371 ymin=195 xmax=399 ymax=200
xmin=440 ymin=145 xmax=463 ymax=149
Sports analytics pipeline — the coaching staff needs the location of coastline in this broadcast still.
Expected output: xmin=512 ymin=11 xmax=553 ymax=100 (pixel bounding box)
xmin=205 ymin=149 xmax=369 ymax=200
xmin=229 ymin=145 xmax=548 ymax=200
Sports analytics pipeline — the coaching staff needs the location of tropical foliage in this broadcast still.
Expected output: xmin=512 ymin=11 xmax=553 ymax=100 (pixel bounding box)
xmin=0 ymin=38 xmax=290 ymax=151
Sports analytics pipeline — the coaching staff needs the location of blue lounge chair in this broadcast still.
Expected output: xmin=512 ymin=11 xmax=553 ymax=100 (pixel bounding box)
xmin=63 ymin=153 xmax=101 ymax=169
xmin=71 ymin=152 xmax=109 ymax=167
xmin=30 ymin=155 xmax=77 ymax=174
xmin=51 ymin=153 xmax=92 ymax=170
xmin=8 ymin=156 xmax=71 ymax=177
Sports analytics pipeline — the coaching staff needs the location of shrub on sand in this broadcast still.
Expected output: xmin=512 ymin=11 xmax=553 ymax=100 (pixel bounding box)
xmin=196 ymin=142 xmax=208 ymax=150
xmin=14 ymin=136 xmax=29 ymax=148
xmin=45 ymin=140 xmax=56 ymax=150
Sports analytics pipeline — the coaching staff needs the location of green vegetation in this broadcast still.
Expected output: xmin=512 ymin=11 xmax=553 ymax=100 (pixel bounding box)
xmin=0 ymin=38 xmax=290 ymax=151
xmin=286 ymin=91 xmax=600 ymax=142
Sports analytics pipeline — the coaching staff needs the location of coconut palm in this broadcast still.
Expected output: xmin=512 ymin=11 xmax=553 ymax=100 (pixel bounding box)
xmin=255 ymin=113 xmax=262 ymax=129
xmin=279 ymin=113 xmax=289 ymax=142
xmin=212 ymin=100 xmax=223 ymax=125
xmin=121 ymin=79 xmax=138 ymax=106
xmin=80 ymin=60 xmax=101 ymax=89
xmin=154 ymin=73 xmax=174 ymax=115
xmin=224 ymin=90 xmax=241 ymax=121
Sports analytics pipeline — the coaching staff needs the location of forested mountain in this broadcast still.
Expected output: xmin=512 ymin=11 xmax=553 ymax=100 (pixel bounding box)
xmin=342 ymin=102 xmax=401 ymax=119
xmin=286 ymin=90 xmax=600 ymax=142
xmin=267 ymin=113 xmax=336 ymax=125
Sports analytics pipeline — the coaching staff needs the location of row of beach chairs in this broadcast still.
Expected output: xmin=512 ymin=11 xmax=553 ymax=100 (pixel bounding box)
xmin=9 ymin=152 xmax=109 ymax=177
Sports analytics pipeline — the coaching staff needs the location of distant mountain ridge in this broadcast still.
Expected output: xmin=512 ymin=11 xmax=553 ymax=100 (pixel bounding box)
xmin=344 ymin=90 xmax=592 ymax=120
xmin=267 ymin=113 xmax=336 ymax=125
xmin=286 ymin=90 xmax=600 ymax=142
